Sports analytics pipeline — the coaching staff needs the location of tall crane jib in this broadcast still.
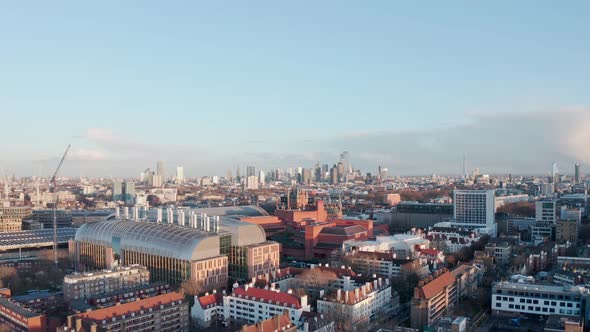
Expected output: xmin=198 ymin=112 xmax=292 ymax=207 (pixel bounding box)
xmin=50 ymin=144 xmax=71 ymax=267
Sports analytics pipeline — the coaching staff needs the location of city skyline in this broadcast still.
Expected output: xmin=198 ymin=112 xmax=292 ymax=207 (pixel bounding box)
xmin=1 ymin=2 xmax=590 ymax=176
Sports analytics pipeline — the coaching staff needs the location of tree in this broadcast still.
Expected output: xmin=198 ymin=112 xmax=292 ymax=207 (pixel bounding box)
xmin=497 ymin=201 xmax=535 ymax=217
xmin=180 ymin=280 xmax=203 ymax=297
xmin=293 ymin=268 xmax=338 ymax=293
xmin=147 ymin=195 xmax=162 ymax=206
xmin=391 ymin=272 xmax=419 ymax=304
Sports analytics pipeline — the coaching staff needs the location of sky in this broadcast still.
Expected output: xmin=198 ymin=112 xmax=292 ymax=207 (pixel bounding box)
xmin=1 ymin=1 xmax=589 ymax=177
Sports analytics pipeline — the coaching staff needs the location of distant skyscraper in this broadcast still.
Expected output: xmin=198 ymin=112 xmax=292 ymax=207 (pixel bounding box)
xmin=575 ymin=163 xmax=581 ymax=185
xmin=321 ymin=164 xmax=329 ymax=179
xmin=176 ymin=166 xmax=184 ymax=184
xmin=245 ymin=176 xmax=259 ymax=190
xmin=302 ymin=168 xmax=313 ymax=185
xmin=378 ymin=166 xmax=389 ymax=180
xmin=551 ymin=162 xmax=559 ymax=184
xmin=337 ymin=162 xmax=345 ymax=179
xmin=157 ymin=161 xmax=165 ymax=181
xmin=453 ymin=190 xmax=496 ymax=233
xmin=340 ymin=151 xmax=351 ymax=174
xmin=246 ymin=166 xmax=256 ymax=177
xmin=330 ymin=165 xmax=339 ymax=185
xmin=462 ymin=152 xmax=467 ymax=179
xmin=259 ymin=171 xmax=265 ymax=186
xmin=152 ymin=175 xmax=163 ymax=188
xmin=112 ymin=181 xmax=123 ymax=201
xmin=123 ymin=181 xmax=135 ymax=205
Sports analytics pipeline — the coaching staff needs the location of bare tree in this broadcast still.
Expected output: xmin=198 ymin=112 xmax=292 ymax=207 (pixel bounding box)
xmin=180 ymin=280 xmax=203 ymax=297
xmin=292 ymin=268 xmax=338 ymax=296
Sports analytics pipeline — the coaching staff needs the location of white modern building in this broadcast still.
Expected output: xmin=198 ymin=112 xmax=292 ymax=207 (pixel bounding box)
xmin=223 ymin=284 xmax=310 ymax=326
xmin=342 ymin=234 xmax=430 ymax=259
xmin=492 ymin=276 xmax=588 ymax=317
xmin=452 ymin=190 xmax=496 ymax=236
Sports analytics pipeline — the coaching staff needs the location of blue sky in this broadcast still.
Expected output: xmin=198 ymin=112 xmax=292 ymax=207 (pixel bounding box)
xmin=1 ymin=1 xmax=589 ymax=176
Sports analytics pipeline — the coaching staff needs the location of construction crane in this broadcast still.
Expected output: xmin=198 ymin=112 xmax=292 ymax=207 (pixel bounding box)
xmin=49 ymin=145 xmax=71 ymax=266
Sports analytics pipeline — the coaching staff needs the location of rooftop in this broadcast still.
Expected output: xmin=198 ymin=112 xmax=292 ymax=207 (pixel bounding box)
xmin=64 ymin=265 xmax=148 ymax=282
xmin=0 ymin=297 xmax=43 ymax=319
xmin=75 ymin=220 xmax=223 ymax=261
xmin=241 ymin=312 xmax=294 ymax=332
xmin=232 ymin=287 xmax=303 ymax=309
xmin=319 ymin=225 xmax=367 ymax=236
xmin=198 ymin=292 xmax=223 ymax=308
xmin=77 ymin=292 xmax=184 ymax=321
xmin=0 ymin=228 xmax=76 ymax=250
xmin=416 ymin=271 xmax=456 ymax=300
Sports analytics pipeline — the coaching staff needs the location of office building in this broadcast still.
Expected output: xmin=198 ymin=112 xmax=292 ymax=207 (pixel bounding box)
xmin=453 ymin=190 xmax=496 ymax=235
xmin=492 ymin=277 xmax=587 ymax=317
xmin=330 ymin=165 xmax=338 ymax=185
xmin=337 ymin=162 xmax=345 ymax=179
xmin=123 ymin=181 xmax=135 ymax=205
xmin=0 ymin=206 xmax=30 ymax=232
xmin=259 ymin=170 xmax=265 ymax=186
xmin=63 ymin=265 xmax=150 ymax=302
xmin=556 ymin=220 xmax=578 ymax=242
xmin=552 ymin=162 xmax=560 ymax=184
xmin=536 ymin=200 xmax=557 ymax=224
xmin=340 ymin=151 xmax=351 ymax=174
xmin=245 ymin=176 xmax=259 ymax=190
xmin=176 ymin=166 xmax=184 ymax=184
xmin=379 ymin=202 xmax=453 ymax=231
xmin=575 ymin=163 xmax=581 ymax=185
xmin=246 ymin=165 xmax=256 ymax=177
xmin=411 ymin=270 xmax=457 ymax=330
xmin=157 ymin=160 xmax=165 ymax=181
xmin=26 ymin=209 xmax=72 ymax=228
xmin=112 ymin=181 xmax=123 ymax=201
xmin=63 ymin=292 xmax=188 ymax=332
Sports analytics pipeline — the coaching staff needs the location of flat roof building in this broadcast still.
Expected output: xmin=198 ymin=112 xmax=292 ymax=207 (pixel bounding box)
xmin=62 ymin=292 xmax=188 ymax=332
xmin=63 ymin=265 xmax=150 ymax=302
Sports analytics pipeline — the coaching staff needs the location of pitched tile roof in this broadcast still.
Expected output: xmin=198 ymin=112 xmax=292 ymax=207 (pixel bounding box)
xmin=233 ymin=287 xmax=302 ymax=309
xmin=416 ymin=271 xmax=456 ymax=300
xmin=240 ymin=312 xmax=294 ymax=332
xmin=77 ymin=292 xmax=184 ymax=321
xmin=198 ymin=292 xmax=223 ymax=308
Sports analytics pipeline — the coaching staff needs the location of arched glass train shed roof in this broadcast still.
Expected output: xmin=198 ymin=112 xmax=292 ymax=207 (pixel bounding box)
xmin=75 ymin=220 xmax=222 ymax=261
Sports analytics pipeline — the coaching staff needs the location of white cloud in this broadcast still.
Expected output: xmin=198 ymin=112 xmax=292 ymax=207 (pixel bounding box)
xmin=325 ymin=108 xmax=590 ymax=175
xmin=67 ymin=148 xmax=108 ymax=161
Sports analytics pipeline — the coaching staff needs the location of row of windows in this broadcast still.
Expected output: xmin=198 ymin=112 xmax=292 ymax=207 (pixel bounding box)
xmin=496 ymin=296 xmax=579 ymax=308
xmin=498 ymin=303 xmax=580 ymax=316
